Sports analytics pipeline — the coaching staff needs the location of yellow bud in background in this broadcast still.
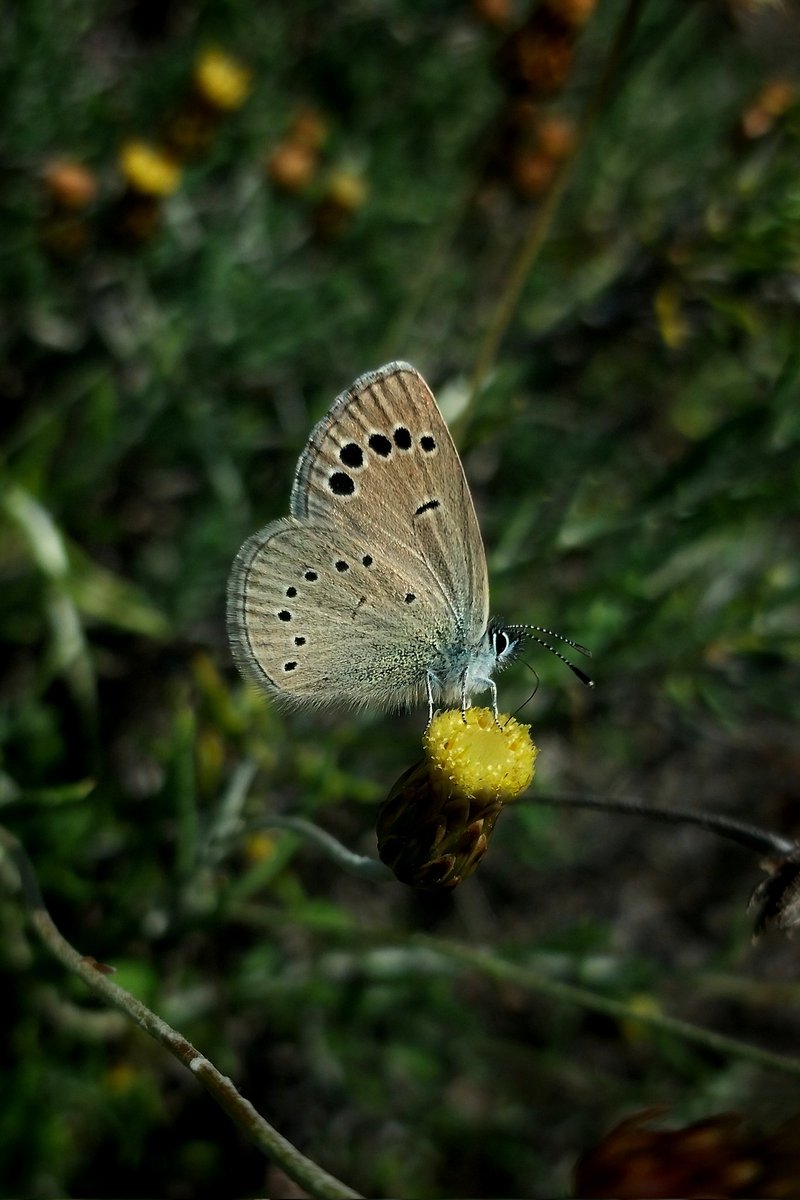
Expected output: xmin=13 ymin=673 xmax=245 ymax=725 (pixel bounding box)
xmin=313 ymin=168 xmax=369 ymax=239
xmin=119 ymin=141 xmax=181 ymax=196
xmin=194 ymin=48 xmax=252 ymax=112
xmin=244 ymin=831 xmax=276 ymax=865
xmin=325 ymin=168 xmax=368 ymax=214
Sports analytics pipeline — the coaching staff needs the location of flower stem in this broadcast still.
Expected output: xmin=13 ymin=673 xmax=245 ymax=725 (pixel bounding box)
xmin=530 ymin=792 xmax=795 ymax=858
xmin=260 ymin=815 xmax=394 ymax=882
xmin=413 ymin=935 xmax=800 ymax=1078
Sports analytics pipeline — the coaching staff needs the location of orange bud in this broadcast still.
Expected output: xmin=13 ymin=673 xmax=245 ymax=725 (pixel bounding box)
xmin=42 ymin=160 xmax=98 ymax=210
xmin=267 ymin=139 xmax=318 ymax=193
xmin=512 ymin=148 xmax=558 ymax=197
xmin=536 ymin=113 xmax=577 ymax=158
xmin=545 ymin=0 xmax=597 ymax=29
xmin=471 ymin=0 xmax=514 ymax=28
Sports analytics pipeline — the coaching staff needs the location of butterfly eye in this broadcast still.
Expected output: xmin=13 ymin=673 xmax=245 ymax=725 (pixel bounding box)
xmin=494 ymin=630 xmax=509 ymax=656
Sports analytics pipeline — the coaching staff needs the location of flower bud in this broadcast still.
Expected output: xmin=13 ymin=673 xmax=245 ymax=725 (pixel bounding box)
xmin=376 ymin=708 xmax=537 ymax=889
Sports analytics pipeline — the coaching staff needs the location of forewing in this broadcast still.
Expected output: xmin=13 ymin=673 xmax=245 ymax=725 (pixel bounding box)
xmin=227 ymin=516 xmax=457 ymax=709
xmin=290 ymin=362 xmax=489 ymax=639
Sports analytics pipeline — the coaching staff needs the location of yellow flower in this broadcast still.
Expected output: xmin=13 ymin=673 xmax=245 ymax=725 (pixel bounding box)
xmin=119 ymin=141 xmax=181 ymax=196
xmin=194 ymin=48 xmax=252 ymax=112
xmin=376 ymin=708 xmax=537 ymax=889
xmin=425 ymin=707 xmax=537 ymax=800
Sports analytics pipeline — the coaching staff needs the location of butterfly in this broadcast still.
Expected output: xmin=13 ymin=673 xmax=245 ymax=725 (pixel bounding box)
xmin=227 ymin=362 xmax=590 ymax=716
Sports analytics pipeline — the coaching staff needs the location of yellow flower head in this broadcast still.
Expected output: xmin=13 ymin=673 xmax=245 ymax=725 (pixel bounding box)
xmin=425 ymin=707 xmax=537 ymax=801
xmin=376 ymin=708 xmax=537 ymax=890
xmin=194 ymin=48 xmax=252 ymax=112
xmin=119 ymin=141 xmax=181 ymax=196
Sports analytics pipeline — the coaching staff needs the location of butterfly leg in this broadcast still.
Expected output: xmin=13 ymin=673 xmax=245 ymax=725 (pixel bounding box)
xmin=460 ymin=678 xmax=469 ymax=723
xmin=426 ymin=673 xmax=436 ymax=726
xmin=471 ymin=675 xmax=500 ymax=722
xmin=459 ymin=676 xmax=498 ymax=721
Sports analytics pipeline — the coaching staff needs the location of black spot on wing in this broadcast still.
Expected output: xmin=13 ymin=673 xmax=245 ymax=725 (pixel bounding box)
xmin=329 ymin=471 xmax=355 ymax=496
xmin=339 ymin=442 xmax=363 ymax=468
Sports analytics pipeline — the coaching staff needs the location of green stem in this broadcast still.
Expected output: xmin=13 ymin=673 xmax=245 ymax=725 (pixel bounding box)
xmin=260 ymin=815 xmax=394 ymax=882
xmin=413 ymin=935 xmax=800 ymax=1078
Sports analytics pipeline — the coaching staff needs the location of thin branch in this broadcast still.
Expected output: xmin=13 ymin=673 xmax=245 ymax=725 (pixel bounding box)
xmin=257 ymin=786 xmax=794 ymax=889
xmin=258 ymin=815 xmax=394 ymax=882
xmin=529 ymin=792 xmax=797 ymax=858
xmin=412 ymin=935 xmax=800 ymax=1078
xmin=0 ymin=825 xmax=362 ymax=1200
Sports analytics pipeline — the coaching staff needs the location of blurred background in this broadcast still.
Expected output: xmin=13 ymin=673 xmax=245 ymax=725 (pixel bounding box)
xmin=2 ymin=0 xmax=800 ymax=1196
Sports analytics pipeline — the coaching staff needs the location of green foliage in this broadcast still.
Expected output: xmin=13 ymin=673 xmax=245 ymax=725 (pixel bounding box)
xmin=2 ymin=0 xmax=800 ymax=1196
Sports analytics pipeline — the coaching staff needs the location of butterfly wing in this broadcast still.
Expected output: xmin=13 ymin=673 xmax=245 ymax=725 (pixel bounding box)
xmin=227 ymin=362 xmax=490 ymax=710
xmin=291 ymin=362 xmax=489 ymax=640
xmin=227 ymin=517 xmax=464 ymax=709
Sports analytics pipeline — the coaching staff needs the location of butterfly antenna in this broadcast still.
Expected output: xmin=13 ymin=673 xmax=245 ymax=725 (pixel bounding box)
xmin=511 ymin=626 xmax=595 ymax=687
xmin=520 ymin=625 xmax=592 ymax=659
